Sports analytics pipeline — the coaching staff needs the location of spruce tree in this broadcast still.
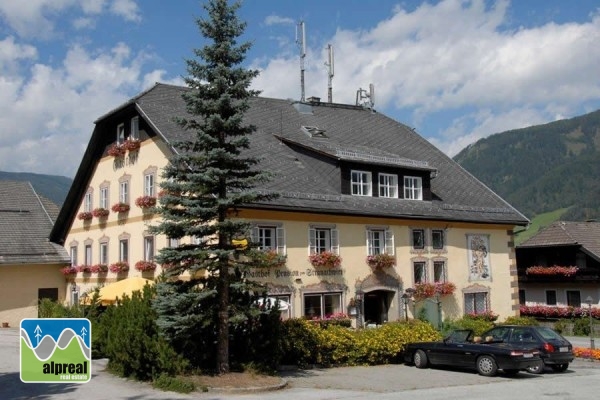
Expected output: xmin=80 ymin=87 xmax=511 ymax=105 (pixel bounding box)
xmin=150 ymin=0 xmax=273 ymax=374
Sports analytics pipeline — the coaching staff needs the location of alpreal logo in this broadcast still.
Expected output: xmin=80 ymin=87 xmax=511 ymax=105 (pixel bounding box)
xmin=20 ymin=318 xmax=91 ymax=383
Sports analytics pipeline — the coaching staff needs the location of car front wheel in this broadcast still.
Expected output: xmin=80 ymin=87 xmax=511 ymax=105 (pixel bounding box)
xmin=476 ymin=355 xmax=498 ymax=377
xmin=550 ymin=363 xmax=569 ymax=372
xmin=526 ymin=361 xmax=544 ymax=374
xmin=413 ymin=349 xmax=429 ymax=369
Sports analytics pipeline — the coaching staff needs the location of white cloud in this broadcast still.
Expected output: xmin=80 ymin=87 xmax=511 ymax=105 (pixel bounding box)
xmin=264 ymin=15 xmax=294 ymax=26
xmin=110 ymin=0 xmax=141 ymax=22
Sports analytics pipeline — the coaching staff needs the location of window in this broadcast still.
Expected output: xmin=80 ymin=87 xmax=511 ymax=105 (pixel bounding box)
xmin=413 ymin=261 xmax=427 ymax=284
xmin=404 ymin=176 xmax=422 ymax=200
xmin=433 ymin=261 xmax=446 ymax=282
xmin=432 ymin=229 xmax=444 ymax=250
xmin=84 ymin=244 xmax=92 ymax=266
xmin=144 ymin=173 xmax=155 ymax=197
xmin=252 ymin=225 xmax=285 ymax=254
xmin=70 ymin=246 xmax=78 ymax=266
xmin=303 ymin=293 xmax=342 ymax=319
xmin=566 ymin=290 xmax=581 ymax=307
xmin=117 ymin=123 xmax=125 ymax=144
xmin=144 ymin=236 xmax=155 ymax=261
xmin=100 ymin=186 xmax=109 ymax=209
xmin=378 ymin=173 xmax=397 ymax=198
xmin=168 ymin=237 xmax=180 ymax=248
xmin=119 ymin=181 xmax=129 ymax=203
xmin=119 ymin=239 xmax=129 ymax=262
xmin=546 ymin=290 xmax=557 ymax=306
xmin=351 ymin=170 xmax=372 ymax=196
xmin=411 ymin=229 xmax=425 ymax=249
xmin=84 ymin=191 xmax=92 ymax=212
xmin=130 ymin=116 xmax=139 ymax=140
xmin=366 ymin=228 xmax=394 ymax=255
xmin=271 ymin=294 xmax=291 ymax=320
xmin=99 ymin=242 xmax=108 ymax=265
xmin=464 ymin=292 xmax=488 ymax=314
xmin=309 ymin=227 xmax=339 ymax=254
xmin=519 ymin=289 xmax=526 ymax=305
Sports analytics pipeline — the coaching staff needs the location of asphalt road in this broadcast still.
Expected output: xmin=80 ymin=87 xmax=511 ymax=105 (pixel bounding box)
xmin=2 ymin=327 xmax=599 ymax=400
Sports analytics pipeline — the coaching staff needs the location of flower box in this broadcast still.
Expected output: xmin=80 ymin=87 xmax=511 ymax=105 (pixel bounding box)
xmin=135 ymin=260 xmax=157 ymax=272
xmin=107 ymin=143 xmax=126 ymax=157
xmin=109 ymin=261 xmax=129 ymax=273
xmin=308 ymin=251 xmax=342 ymax=268
xmin=77 ymin=211 xmax=93 ymax=221
xmin=76 ymin=265 xmax=91 ymax=274
xmin=92 ymin=208 xmax=110 ymax=218
xmin=248 ymin=249 xmax=287 ymax=268
xmin=526 ymin=265 xmax=579 ymax=277
xmin=111 ymin=202 xmax=130 ymax=213
xmin=366 ymin=253 xmax=396 ymax=270
xmin=60 ymin=266 xmax=78 ymax=276
xmin=123 ymin=138 xmax=141 ymax=151
xmin=89 ymin=264 xmax=108 ymax=273
xmin=412 ymin=281 xmax=456 ymax=301
xmin=135 ymin=196 xmax=157 ymax=208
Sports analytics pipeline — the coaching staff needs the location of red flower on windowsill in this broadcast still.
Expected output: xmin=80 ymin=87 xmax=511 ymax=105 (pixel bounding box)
xmin=107 ymin=143 xmax=126 ymax=157
xmin=92 ymin=208 xmax=110 ymax=218
xmin=308 ymin=251 xmax=342 ymax=268
xmin=77 ymin=211 xmax=93 ymax=221
xmin=135 ymin=260 xmax=157 ymax=272
xmin=89 ymin=264 xmax=108 ymax=273
xmin=60 ymin=266 xmax=78 ymax=276
xmin=123 ymin=138 xmax=141 ymax=151
xmin=111 ymin=202 xmax=130 ymax=213
xmin=109 ymin=261 xmax=129 ymax=273
xmin=366 ymin=253 xmax=396 ymax=270
xmin=526 ymin=265 xmax=579 ymax=277
xmin=76 ymin=265 xmax=91 ymax=274
xmin=412 ymin=282 xmax=456 ymax=301
xmin=135 ymin=196 xmax=157 ymax=208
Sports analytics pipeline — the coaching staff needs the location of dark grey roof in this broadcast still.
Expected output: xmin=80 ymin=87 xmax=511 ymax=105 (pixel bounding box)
xmin=50 ymin=83 xmax=528 ymax=243
xmin=518 ymin=221 xmax=600 ymax=260
xmin=0 ymin=181 xmax=70 ymax=265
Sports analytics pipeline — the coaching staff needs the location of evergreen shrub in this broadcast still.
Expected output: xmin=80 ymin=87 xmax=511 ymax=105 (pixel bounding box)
xmin=442 ymin=315 xmax=495 ymax=336
xmin=501 ymin=316 xmax=540 ymax=326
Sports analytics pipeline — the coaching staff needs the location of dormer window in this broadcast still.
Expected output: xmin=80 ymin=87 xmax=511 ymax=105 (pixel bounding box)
xmin=378 ymin=173 xmax=398 ymax=198
xmin=404 ymin=176 xmax=422 ymax=200
xmin=351 ymin=170 xmax=372 ymax=196
xmin=117 ymin=123 xmax=125 ymax=144
xmin=130 ymin=116 xmax=139 ymax=140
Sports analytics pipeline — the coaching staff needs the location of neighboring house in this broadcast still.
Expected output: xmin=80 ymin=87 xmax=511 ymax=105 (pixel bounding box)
xmin=0 ymin=181 xmax=70 ymax=327
xmin=49 ymin=83 xmax=529 ymax=326
xmin=516 ymin=221 xmax=600 ymax=307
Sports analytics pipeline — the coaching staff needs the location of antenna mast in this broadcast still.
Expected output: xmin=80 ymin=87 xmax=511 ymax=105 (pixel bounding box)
xmin=296 ymin=21 xmax=306 ymax=102
xmin=325 ymin=44 xmax=334 ymax=103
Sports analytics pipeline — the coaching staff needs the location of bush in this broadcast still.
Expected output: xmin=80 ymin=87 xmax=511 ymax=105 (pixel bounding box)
xmin=442 ymin=315 xmax=495 ymax=336
xmin=501 ymin=316 xmax=539 ymax=326
xmin=153 ymin=374 xmax=196 ymax=393
xmin=554 ymin=319 xmax=568 ymax=334
xmin=573 ymin=317 xmax=592 ymax=336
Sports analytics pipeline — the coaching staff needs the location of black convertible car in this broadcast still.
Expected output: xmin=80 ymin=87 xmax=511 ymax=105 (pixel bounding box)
xmin=403 ymin=330 xmax=542 ymax=376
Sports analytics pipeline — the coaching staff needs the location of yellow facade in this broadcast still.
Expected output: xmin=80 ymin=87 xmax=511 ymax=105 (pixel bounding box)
xmin=64 ymin=138 xmax=519 ymax=325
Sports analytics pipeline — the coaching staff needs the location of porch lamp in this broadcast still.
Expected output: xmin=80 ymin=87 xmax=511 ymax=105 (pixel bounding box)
xmin=401 ymin=293 xmax=410 ymax=321
xmin=586 ymin=296 xmax=595 ymax=350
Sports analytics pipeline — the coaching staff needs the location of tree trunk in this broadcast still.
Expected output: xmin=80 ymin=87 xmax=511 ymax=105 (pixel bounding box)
xmin=216 ymin=260 xmax=230 ymax=374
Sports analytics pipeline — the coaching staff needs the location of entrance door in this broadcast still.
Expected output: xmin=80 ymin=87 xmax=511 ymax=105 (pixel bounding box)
xmin=363 ymin=290 xmax=393 ymax=325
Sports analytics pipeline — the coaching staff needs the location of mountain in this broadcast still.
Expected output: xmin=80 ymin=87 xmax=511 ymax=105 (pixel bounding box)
xmin=453 ymin=109 xmax=600 ymax=222
xmin=0 ymin=171 xmax=72 ymax=207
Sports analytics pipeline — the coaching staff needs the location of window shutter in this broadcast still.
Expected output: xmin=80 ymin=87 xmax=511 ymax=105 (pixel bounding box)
xmin=276 ymin=227 xmax=286 ymax=255
xmin=385 ymin=229 xmax=394 ymax=255
xmin=250 ymin=226 xmax=259 ymax=244
xmin=309 ymin=228 xmax=316 ymax=254
xmin=331 ymin=229 xmax=339 ymax=255
xmin=366 ymin=230 xmax=374 ymax=256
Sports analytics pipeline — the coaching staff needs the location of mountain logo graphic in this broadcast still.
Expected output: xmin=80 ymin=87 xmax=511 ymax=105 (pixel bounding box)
xmin=20 ymin=318 xmax=92 ymax=383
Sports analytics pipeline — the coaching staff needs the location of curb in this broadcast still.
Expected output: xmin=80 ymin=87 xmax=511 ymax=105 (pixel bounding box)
xmin=206 ymin=378 xmax=288 ymax=393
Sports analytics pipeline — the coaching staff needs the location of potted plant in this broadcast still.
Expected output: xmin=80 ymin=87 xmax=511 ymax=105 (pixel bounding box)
xmin=89 ymin=264 xmax=108 ymax=273
xmin=60 ymin=266 xmax=78 ymax=276
xmin=77 ymin=211 xmax=93 ymax=221
xmin=248 ymin=249 xmax=287 ymax=268
xmin=92 ymin=208 xmax=110 ymax=218
xmin=135 ymin=260 xmax=157 ymax=272
xmin=435 ymin=281 xmax=456 ymax=296
xmin=76 ymin=265 xmax=91 ymax=274
xmin=413 ymin=281 xmax=457 ymax=301
xmin=123 ymin=138 xmax=141 ymax=151
xmin=366 ymin=253 xmax=396 ymax=270
xmin=135 ymin=195 xmax=157 ymax=208
xmin=308 ymin=251 xmax=342 ymax=268
xmin=111 ymin=202 xmax=130 ymax=213
xmin=109 ymin=261 xmax=129 ymax=273
xmin=107 ymin=143 xmax=126 ymax=157
xmin=526 ymin=265 xmax=579 ymax=277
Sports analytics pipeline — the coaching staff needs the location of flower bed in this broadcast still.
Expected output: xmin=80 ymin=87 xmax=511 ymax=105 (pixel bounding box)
xmin=366 ymin=253 xmax=396 ymax=270
xmin=135 ymin=260 xmax=157 ymax=272
xmin=92 ymin=208 xmax=110 ymax=218
xmin=520 ymin=304 xmax=600 ymax=319
xmin=574 ymin=347 xmax=600 ymax=361
xmin=308 ymin=251 xmax=342 ymax=268
xmin=111 ymin=202 xmax=130 ymax=213
xmin=109 ymin=261 xmax=129 ymax=273
xmin=526 ymin=265 xmax=579 ymax=277
xmin=77 ymin=211 xmax=93 ymax=221
xmin=135 ymin=195 xmax=157 ymax=208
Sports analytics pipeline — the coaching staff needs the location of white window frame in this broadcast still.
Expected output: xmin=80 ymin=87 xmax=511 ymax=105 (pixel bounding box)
xmin=130 ymin=116 xmax=139 ymax=140
xmin=84 ymin=244 xmax=92 ymax=266
xmin=117 ymin=123 xmax=125 ymax=144
xmin=144 ymin=236 xmax=155 ymax=261
xmin=366 ymin=228 xmax=394 ymax=255
xmin=119 ymin=181 xmax=129 ymax=204
xmin=119 ymin=239 xmax=129 ymax=262
xmin=404 ymin=176 xmax=422 ymax=200
xmin=309 ymin=227 xmax=339 ymax=254
xmin=100 ymin=186 xmax=109 ymax=209
xmin=251 ymin=225 xmax=286 ymax=254
xmin=144 ymin=173 xmax=155 ymax=197
xmin=351 ymin=170 xmax=372 ymax=196
xmin=70 ymin=246 xmax=78 ymax=266
xmin=84 ymin=191 xmax=92 ymax=212
xmin=303 ymin=292 xmax=342 ymax=319
xmin=99 ymin=242 xmax=108 ymax=265
xmin=378 ymin=173 xmax=398 ymax=198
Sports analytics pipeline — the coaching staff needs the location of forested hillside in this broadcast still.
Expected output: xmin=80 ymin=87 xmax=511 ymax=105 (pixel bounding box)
xmin=454 ymin=109 xmax=600 ymax=221
xmin=0 ymin=171 xmax=72 ymax=206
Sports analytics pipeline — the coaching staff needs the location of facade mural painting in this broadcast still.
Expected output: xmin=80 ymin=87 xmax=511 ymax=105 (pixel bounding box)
xmin=467 ymin=234 xmax=491 ymax=281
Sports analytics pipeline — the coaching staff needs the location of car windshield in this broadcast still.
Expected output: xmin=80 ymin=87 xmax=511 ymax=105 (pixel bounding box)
xmin=536 ymin=326 xmax=565 ymax=340
xmin=445 ymin=330 xmax=472 ymax=343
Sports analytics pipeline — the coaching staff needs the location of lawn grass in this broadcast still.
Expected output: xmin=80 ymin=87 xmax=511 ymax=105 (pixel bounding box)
xmin=513 ymin=208 xmax=569 ymax=246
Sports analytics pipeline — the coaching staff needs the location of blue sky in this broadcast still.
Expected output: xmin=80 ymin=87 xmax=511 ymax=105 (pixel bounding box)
xmin=1 ymin=0 xmax=599 ymax=178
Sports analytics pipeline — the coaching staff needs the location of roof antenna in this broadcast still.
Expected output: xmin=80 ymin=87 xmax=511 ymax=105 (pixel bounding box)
xmin=325 ymin=44 xmax=334 ymax=103
xmin=296 ymin=21 xmax=306 ymax=102
xmin=355 ymin=83 xmax=375 ymax=110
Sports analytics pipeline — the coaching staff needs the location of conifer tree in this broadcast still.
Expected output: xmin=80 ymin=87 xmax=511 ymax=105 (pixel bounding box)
xmin=150 ymin=0 xmax=273 ymax=374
